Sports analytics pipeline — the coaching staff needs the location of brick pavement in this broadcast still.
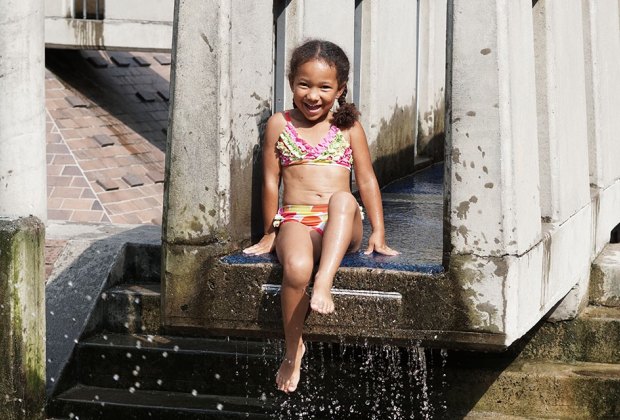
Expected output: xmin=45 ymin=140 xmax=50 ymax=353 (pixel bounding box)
xmin=45 ymin=49 xmax=169 ymax=227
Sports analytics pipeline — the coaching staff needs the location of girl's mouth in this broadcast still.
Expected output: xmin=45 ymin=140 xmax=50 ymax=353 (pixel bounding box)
xmin=304 ymin=103 xmax=322 ymax=113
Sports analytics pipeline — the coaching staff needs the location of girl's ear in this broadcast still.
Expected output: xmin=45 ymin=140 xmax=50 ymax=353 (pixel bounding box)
xmin=337 ymin=84 xmax=346 ymax=99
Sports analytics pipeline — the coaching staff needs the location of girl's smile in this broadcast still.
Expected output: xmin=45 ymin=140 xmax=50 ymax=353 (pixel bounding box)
xmin=290 ymin=59 xmax=344 ymax=123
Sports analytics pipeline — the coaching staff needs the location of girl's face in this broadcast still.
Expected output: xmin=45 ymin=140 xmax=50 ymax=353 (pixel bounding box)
xmin=290 ymin=59 xmax=345 ymax=122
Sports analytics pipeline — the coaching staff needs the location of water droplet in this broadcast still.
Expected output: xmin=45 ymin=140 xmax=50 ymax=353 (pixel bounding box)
xmin=162 ymin=352 xmax=168 ymax=358
xmin=191 ymin=389 xmax=198 ymax=396
xmin=102 ymin=335 xmax=108 ymax=340
xmin=129 ymin=387 xmax=136 ymax=393
xmin=132 ymin=370 xmax=139 ymax=377
xmin=68 ymin=281 xmax=73 ymax=287
xmin=113 ymin=374 xmax=119 ymax=381
xmin=216 ymin=403 xmax=224 ymax=410
xmin=95 ymin=395 xmax=100 ymax=400
xmin=134 ymin=382 xmax=141 ymax=388
xmin=49 ymin=311 xmax=55 ymax=316
xmin=50 ymin=377 xmax=55 ymax=383
xmin=173 ymin=345 xmax=179 ymax=352
xmin=126 ymin=352 xmax=132 ymax=359
xmin=214 ymin=373 xmax=220 ymax=380
xmin=135 ymin=341 xmax=142 ymax=349
xmin=157 ymin=379 xmax=163 ymax=386
xmin=86 ymin=295 xmax=92 ymax=301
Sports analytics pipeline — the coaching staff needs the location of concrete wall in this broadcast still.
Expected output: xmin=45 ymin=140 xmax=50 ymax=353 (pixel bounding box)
xmin=44 ymin=0 xmax=173 ymax=51
xmin=417 ymin=0 xmax=447 ymax=160
xmin=358 ymin=0 xmax=419 ymax=184
xmin=446 ymin=0 xmax=620 ymax=345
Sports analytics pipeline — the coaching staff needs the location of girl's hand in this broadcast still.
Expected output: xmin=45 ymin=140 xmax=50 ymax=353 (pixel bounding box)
xmin=243 ymin=232 xmax=276 ymax=255
xmin=364 ymin=231 xmax=399 ymax=256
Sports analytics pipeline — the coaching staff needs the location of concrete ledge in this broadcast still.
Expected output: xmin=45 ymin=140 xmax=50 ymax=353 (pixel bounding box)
xmin=163 ymin=245 xmax=508 ymax=351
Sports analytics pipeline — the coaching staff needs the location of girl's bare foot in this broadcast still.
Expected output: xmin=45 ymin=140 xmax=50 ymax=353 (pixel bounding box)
xmin=276 ymin=342 xmax=306 ymax=393
xmin=310 ymin=285 xmax=335 ymax=314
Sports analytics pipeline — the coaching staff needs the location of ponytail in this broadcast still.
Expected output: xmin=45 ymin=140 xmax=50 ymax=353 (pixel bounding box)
xmin=332 ymin=86 xmax=360 ymax=130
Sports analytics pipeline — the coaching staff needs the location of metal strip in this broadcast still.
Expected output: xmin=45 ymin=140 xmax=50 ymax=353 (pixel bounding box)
xmin=353 ymin=0 xmax=363 ymax=106
xmin=261 ymin=284 xmax=402 ymax=300
xmin=273 ymin=0 xmax=288 ymax=113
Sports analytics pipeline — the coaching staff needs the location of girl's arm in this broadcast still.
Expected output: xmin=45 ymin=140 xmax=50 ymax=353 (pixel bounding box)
xmin=243 ymin=114 xmax=283 ymax=255
xmin=349 ymin=121 xmax=399 ymax=256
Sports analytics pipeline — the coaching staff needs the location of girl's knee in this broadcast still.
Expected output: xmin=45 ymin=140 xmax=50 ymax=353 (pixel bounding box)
xmin=328 ymin=191 xmax=357 ymax=214
xmin=281 ymin=256 xmax=313 ymax=288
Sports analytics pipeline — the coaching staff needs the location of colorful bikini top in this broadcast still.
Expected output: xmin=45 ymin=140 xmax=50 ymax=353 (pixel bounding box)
xmin=276 ymin=111 xmax=353 ymax=170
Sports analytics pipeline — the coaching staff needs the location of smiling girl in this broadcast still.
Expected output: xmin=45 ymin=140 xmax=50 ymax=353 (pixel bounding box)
xmin=243 ymin=39 xmax=398 ymax=393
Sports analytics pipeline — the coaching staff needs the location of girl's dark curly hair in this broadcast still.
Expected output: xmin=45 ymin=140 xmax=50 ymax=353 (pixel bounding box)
xmin=288 ymin=39 xmax=360 ymax=130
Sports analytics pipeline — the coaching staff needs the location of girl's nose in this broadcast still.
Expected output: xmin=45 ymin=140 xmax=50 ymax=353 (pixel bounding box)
xmin=306 ymin=89 xmax=319 ymax=101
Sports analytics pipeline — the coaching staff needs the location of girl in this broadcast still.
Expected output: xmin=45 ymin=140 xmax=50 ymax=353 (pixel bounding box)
xmin=243 ymin=39 xmax=398 ymax=394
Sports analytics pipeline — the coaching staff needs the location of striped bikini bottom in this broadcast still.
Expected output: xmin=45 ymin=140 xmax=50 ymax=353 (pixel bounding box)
xmin=273 ymin=204 xmax=364 ymax=235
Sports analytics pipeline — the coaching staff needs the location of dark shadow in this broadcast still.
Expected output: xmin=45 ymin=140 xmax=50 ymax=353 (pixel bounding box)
xmin=45 ymin=48 xmax=169 ymax=151
xmin=611 ymin=223 xmax=620 ymax=244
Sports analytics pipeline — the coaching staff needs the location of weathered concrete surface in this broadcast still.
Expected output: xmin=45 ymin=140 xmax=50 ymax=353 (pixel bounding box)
xmin=590 ymin=243 xmax=620 ymax=307
xmin=417 ymin=0 xmax=447 ymax=160
xmin=0 ymin=217 xmax=45 ymax=420
xmin=164 ymin=255 xmax=510 ymax=350
xmin=164 ymin=0 xmax=273 ymax=245
xmin=358 ymin=1 xmax=419 ymax=185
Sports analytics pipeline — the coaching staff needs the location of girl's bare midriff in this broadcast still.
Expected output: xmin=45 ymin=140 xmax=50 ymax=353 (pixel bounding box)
xmin=281 ymin=164 xmax=351 ymax=206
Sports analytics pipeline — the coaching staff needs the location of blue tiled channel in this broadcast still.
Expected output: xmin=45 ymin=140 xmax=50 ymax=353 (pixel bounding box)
xmin=222 ymin=163 xmax=444 ymax=274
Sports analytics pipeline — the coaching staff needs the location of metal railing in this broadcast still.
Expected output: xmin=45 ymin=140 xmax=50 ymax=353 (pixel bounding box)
xmin=73 ymin=0 xmax=104 ymax=20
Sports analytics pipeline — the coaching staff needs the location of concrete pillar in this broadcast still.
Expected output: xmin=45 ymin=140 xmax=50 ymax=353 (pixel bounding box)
xmin=0 ymin=1 xmax=46 ymax=417
xmin=582 ymin=0 xmax=620 ymax=254
xmin=163 ymin=0 xmax=273 ymax=328
xmin=533 ymin=1 xmax=592 ymax=320
xmin=1 ymin=0 xmax=47 ymax=221
xmin=448 ymin=0 xmax=541 ymax=258
xmin=416 ymin=0 xmax=447 ymax=161
xmin=357 ymin=0 xmax=419 ymax=184
xmin=0 ymin=218 xmax=46 ymax=420
xmin=446 ymin=0 xmax=546 ymax=343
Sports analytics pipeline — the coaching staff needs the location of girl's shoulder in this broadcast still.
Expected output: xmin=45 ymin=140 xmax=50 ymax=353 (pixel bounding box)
xmin=266 ymin=111 xmax=288 ymax=131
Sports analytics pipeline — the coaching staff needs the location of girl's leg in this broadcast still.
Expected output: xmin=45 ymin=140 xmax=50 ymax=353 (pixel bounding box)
xmin=310 ymin=191 xmax=363 ymax=314
xmin=275 ymin=222 xmax=322 ymax=393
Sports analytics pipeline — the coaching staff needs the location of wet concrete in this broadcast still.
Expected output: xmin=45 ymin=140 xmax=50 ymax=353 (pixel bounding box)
xmin=223 ymin=163 xmax=444 ymax=273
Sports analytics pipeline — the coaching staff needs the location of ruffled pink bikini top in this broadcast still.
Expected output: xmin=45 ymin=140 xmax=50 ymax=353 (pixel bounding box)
xmin=276 ymin=111 xmax=353 ymax=170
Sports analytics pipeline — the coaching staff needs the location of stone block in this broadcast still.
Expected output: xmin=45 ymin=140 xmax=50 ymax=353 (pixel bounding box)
xmin=590 ymin=243 xmax=620 ymax=307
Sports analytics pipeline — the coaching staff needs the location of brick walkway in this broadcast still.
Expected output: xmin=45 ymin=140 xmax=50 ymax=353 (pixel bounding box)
xmin=44 ymin=49 xmax=171 ymax=281
xmin=45 ymin=49 xmax=169 ymax=226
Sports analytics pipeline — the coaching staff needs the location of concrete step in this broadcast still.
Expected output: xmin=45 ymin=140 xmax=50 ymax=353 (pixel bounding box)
xmin=516 ymin=305 xmax=620 ymax=364
xmin=443 ymin=357 xmax=620 ymax=419
xmin=101 ymin=284 xmax=161 ymax=334
xmin=590 ymin=243 xmax=620 ymax=306
xmin=75 ymin=333 xmax=278 ymax=397
xmin=49 ymin=384 xmax=273 ymax=419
